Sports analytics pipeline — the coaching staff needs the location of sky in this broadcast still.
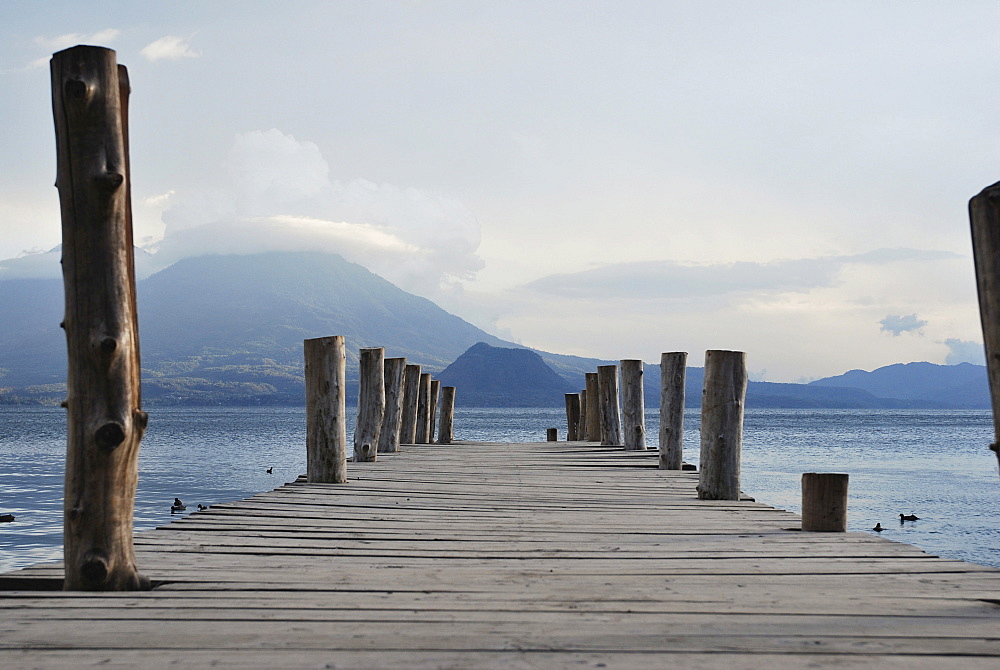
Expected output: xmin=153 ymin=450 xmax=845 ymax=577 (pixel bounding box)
xmin=1 ymin=1 xmax=998 ymax=382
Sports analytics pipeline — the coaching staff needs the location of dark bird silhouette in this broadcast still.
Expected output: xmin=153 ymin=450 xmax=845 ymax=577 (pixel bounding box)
xmin=872 ymin=523 xmax=884 ymax=532
xmin=197 ymin=504 xmax=207 ymax=511
xmin=0 ymin=514 xmax=14 ymax=523
xmin=266 ymin=466 xmax=273 ymax=474
xmin=171 ymin=498 xmax=186 ymax=513
xmin=899 ymin=513 xmax=919 ymax=522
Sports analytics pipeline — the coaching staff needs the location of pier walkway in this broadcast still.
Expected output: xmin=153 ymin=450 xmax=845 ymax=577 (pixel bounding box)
xmin=2 ymin=441 xmax=999 ymax=668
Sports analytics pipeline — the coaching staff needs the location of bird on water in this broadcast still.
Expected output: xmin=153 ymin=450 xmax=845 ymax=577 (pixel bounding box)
xmin=266 ymin=466 xmax=273 ymax=474
xmin=0 ymin=514 xmax=14 ymax=523
xmin=171 ymin=498 xmax=186 ymax=513
xmin=872 ymin=523 xmax=884 ymax=532
xmin=899 ymin=513 xmax=919 ymax=522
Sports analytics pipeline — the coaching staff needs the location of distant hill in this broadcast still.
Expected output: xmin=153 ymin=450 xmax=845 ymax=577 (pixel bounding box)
xmin=438 ymin=342 xmax=576 ymax=406
xmin=809 ymin=362 xmax=989 ymax=409
xmin=0 ymin=250 xmax=990 ymax=409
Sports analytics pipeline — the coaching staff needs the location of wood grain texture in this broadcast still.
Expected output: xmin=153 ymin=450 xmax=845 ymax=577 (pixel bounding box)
xmin=51 ymin=46 xmax=148 ymax=591
xmin=2 ymin=440 xmax=997 ymax=667
xmin=659 ymin=352 xmax=687 ymax=469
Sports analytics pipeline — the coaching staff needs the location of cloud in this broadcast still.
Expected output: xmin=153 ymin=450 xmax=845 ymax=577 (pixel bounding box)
xmin=879 ymin=314 xmax=927 ymax=336
xmin=522 ymin=249 xmax=960 ymax=300
xmin=153 ymin=129 xmax=483 ymax=297
xmin=140 ymin=35 xmax=201 ymax=61
xmin=30 ymin=29 xmax=121 ymax=67
xmin=943 ymin=338 xmax=986 ymax=365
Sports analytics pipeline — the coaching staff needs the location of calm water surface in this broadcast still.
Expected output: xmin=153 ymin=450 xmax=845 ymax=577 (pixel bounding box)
xmin=1 ymin=406 xmax=997 ymax=572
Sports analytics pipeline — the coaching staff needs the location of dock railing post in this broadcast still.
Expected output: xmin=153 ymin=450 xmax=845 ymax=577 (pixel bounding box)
xmin=53 ymin=45 xmax=149 ymax=591
xmin=697 ymin=350 xmax=747 ymax=500
xmin=579 ymin=389 xmax=588 ymax=440
xmin=429 ymin=379 xmax=441 ymax=444
xmin=354 ymin=347 xmax=384 ymax=462
xmin=565 ymin=393 xmax=581 ymax=441
xmin=597 ymin=365 xmax=623 ymax=446
xmin=305 ymin=336 xmax=347 ymax=484
xmin=969 ymin=181 xmax=1000 ymax=473
xmin=585 ymin=372 xmax=600 ymax=441
xmin=547 ymin=428 xmax=558 ymax=441
xmin=415 ymin=373 xmax=432 ymax=444
xmin=801 ymin=473 xmax=849 ymax=531
xmin=378 ymin=357 xmax=406 ymax=453
xmin=620 ymin=360 xmax=646 ymax=450
xmin=438 ymin=386 xmax=456 ymax=444
xmin=659 ymin=352 xmax=687 ymax=469
xmin=400 ymin=364 xmax=421 ymax=444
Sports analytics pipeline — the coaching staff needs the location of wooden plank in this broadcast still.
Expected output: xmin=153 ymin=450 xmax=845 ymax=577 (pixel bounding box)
xmin=1 ymin=439 xmax=998 ymax=666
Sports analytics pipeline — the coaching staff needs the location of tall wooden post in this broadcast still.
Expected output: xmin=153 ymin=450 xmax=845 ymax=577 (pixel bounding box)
xmin=438 ymin=386 xmax=456 ymax=444
xmin=585 ymin=372 xmax=600 ymax=442
xmin=52 ymin=46 xmax=148 ymax=591
xmin=415 ymin=373 xmax=432 ymax=444
xmin=400 ymin=364 xmax=421 ymax=444
xmin=564 ymin=393 xmax=581 ymax=441
xmin=429 ymin=379 xmax=441 ymax=444
xmin=659 ymin=352 xmax=687 ymax=469
xmin=697 ymin=350 xmax=747 ymax=501
xmin=597 ymin=365 xmax=622 ymax=446
xmin=378 ymin=357 xmax=406 ymax=453
xmin=801 ymin=473 xmax=849 ymax=532
xmin=620 ymin=360 xmax=646 ymax=451
xmin=579 ymin=389 xmax=588 ymax=440
xmin=305 ymin=336 xmax=347 ymax=483
xmin=354 ymin=347 xmax=384 ymax=462
xmin=969 ymin=181 xmax=1000 ymax=473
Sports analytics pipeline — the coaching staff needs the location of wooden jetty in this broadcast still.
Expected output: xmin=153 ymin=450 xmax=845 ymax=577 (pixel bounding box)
xmin=2 ymin=440 xmax=999 ymax=668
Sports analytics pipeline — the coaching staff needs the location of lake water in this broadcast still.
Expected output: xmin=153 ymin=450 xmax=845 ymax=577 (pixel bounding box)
xmin=1 ymin=406 xmax=998 ymax=573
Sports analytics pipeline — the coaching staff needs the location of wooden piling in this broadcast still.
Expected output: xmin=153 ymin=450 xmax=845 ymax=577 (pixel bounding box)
xmin=547 ymin=428 xmax=558 ymax=441
xmin=597 ymin=365 xmax=623 ymax=446
xmin=579 ymin=389 xmax=588 ymax=440
xmin=564 ymin=393 xmax=581 ymax=441
xmin=354 ymin=347 xmax=384 ymax=462
xmin=52 ymin=46 xmax=148 ymax=591
xmin=620 ymin=360 xmax=646 ymax=451
xmin=429 ymin=379 xmax=441 ymax=444
xmin=400 ymin=364 xmax=421 ymax=444
xmin=697 ymin=350 xmax=747 ymax=501
xmin=659 ymin=352 xmax=687 ymax=470
xmin=377 ymin=357 xmax=406 ymax=453
xmin=969 ymin=181 xmax=1000 ymax=471
xmin=304 ymin=336 xmax=347 ymax=484
xmin=801 ymin=473 xmax=849 ymax=532
xmin=438 ymin=386 xmax=456 ymax=444
xmin=415 ymin=373 xmax=432 ymax=444
xmin=585 ymin=372 xmax=600 ymax=442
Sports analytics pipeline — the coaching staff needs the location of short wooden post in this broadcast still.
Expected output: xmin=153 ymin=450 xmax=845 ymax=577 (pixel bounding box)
xmin=400 ymin=364 xmax=421 ymax=444
xmin=659 ymin=352 xmax=687 ymax=470
xmin=585 ymin=372 xmax=600 ymax=441
xmin=547 ymin=427 xmax=558 ymax=441
xmin=53 ymin=46 xmax=149 ymax=591
xmin=429 ymin=379 xmax=441 ymax=444
xmin=969 ymin=181 xmax=1000 ymax=472
xmin=305 ymin=336 xmax=347 ymax=484
xmin=354 ymin=347 xmax=384 ymax=462
xmin=438 ymin=386 xmax=456 ymax=444
xmin=697 ymin=350 xmax=747 ymax=500
xmin=415 ymin=373 xmax=432 ymax=443
xmin=377 ymin=357 xmax=406 ymax=453
xmin=564 ymin=393 xmax=581 ymax=440
xmin=579 ymin=389 xmax=588 ymax=440
xmin=801 ymin=473 xmax=849 ymax=532
xmin=620 ymin=360 xmax=646 ymax=451
xmin=597 ymin=365 xmax=622 ymax=446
